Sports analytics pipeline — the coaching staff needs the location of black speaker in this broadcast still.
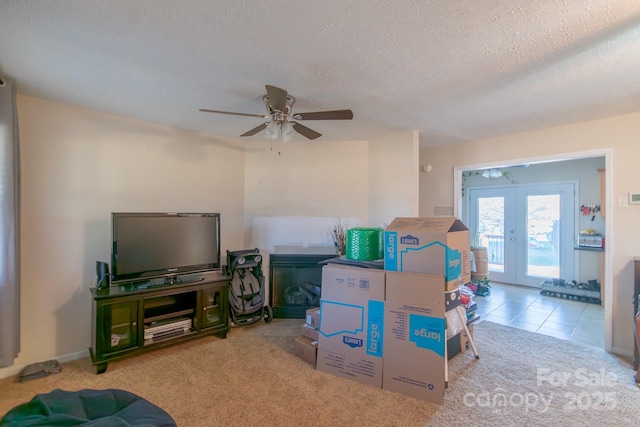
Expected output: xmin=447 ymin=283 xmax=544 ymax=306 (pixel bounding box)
xmin=96 ymin=261 xmax=110 ymax=289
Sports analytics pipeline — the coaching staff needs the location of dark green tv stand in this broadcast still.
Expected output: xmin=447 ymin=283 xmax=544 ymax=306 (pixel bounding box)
xmin=90 ymin=272 xmax=229 ymax=374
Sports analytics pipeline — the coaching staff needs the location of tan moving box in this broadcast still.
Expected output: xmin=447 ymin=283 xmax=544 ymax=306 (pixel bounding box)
xmin=383 ymin=271 xmax=446 ymax=404
xmin=317 ymin=265 xmax=385 ymax=388
xmin=301 ymin=323 xmax=319 ymax=341
xmin=295 ymin=335 xmax=318 ymax=366
xmin=383 ymin=217 xmax=470 ymax=290
xmin=305 ymin=307 xmax=321 ymax=329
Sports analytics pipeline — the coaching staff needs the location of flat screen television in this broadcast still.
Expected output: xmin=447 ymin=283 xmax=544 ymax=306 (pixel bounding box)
xmin=111 ymin=212 xmax=221 ymax=284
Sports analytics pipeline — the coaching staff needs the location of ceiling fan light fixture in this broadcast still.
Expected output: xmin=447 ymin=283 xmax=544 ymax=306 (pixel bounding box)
xmin=200 ymin=85 xmax=353 ymax=141
xmin=482 ymin=168 xmax=503 ymax=179
xmin=264 ymin=120 xmax=280 ymax=140
xmin=281 ymin=120 xmax=295 ymax=142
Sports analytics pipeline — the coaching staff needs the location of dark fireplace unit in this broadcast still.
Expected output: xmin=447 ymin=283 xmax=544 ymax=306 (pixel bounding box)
xmin=269 ymin=253 xmax=336 ymax=318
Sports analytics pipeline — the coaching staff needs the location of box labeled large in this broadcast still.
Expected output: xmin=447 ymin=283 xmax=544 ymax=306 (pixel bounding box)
xmin=317 ymin=265 xmax=385 ymax=388
xmin=383 ymin=271 xmax=446 ymax=404
xmin=384 ymin=217 xmax=470 ymax=290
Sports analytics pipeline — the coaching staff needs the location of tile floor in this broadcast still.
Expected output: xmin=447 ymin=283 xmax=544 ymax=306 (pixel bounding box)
xmin=475 ymin=282 xmax=605 ymax=349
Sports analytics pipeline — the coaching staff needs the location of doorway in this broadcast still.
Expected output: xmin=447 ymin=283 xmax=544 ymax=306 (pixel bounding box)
xmin=456 ymin=151 xmax=611 ymax=352
xmin=468 ymin=182 xmax=575 ymax=287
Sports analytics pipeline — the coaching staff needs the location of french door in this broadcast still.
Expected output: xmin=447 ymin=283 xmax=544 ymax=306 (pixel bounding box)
xmin=468 ymin=183 xmax=575 ymax=287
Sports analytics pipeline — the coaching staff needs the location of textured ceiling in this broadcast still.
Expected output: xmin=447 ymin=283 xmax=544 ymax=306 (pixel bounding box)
xmin=1 ymin=0 xmax=639 ymax=146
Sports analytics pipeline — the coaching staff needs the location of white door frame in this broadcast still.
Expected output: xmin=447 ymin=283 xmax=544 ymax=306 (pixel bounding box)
xmin=453 ymin=148 xmax=613 ymax=352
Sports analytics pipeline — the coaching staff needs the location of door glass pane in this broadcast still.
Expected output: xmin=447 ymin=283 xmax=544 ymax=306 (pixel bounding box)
xmin=478 ymin=197 xmax=505 ymax=273
xmin=109 ymin=303 xmax=134 ymax=350
xmin=526 ymin=195 xmax=560 ymax=278
xmin=203 ymin=288 xmax=222 ymax=326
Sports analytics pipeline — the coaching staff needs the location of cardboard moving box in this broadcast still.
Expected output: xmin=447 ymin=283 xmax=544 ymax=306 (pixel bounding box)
xmin=384 ymin=217 xmax=470 ymax=290
xmin=295 ymin=335 xmax=318 ymax=366
xmin=383 ymin=271 xmax=446 ymax=404
xmin=301 ymin=323 xmax=319 ymax=341
xmin=306 ymin=307 xmax=321 ymax=329
xmin=317 ymin=265 xmax=385 ymax=388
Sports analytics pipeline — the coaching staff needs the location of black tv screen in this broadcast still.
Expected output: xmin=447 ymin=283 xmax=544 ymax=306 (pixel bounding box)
xmin=111 ymin=212 xmax=221 ymax=284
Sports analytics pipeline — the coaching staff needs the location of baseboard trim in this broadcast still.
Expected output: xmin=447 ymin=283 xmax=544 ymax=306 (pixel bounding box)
xmin=611 ymin=345 xmax=632 ymax=359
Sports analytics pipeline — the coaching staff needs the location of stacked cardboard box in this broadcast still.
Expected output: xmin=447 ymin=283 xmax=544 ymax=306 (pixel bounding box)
xmin=385 ymin=218 xmax=471 ymax=404
xmin=301 ymin=323 xmax=319 ymax=341
xmin=383 ymin=271 xmax=447 ymax=403
xmin=305 ymin=307 xmax=320 ymax=330
xmin=294 ymin=307 xmax=321 ymax=366
xmin=294 ymin=336 xmax=318 ymax=365
xmin=313 ymin=217 xmax=472 ymax=404
xmin=316 ymin=266 xmax=386 ymax=388
xmin=383 ymin=217 xmax=471 ymax=290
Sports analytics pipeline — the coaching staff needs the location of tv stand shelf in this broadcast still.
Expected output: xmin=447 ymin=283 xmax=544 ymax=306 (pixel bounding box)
xmin=144 ymin=308 xmax=194 ymax=324
xmin=89 ymin=271 xmax=229 ymax=374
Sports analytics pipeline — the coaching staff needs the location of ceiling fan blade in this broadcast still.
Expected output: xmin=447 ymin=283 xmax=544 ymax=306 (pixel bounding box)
xmin=240 ymin=122 xmax=269 ymax=137
xmin=265 ymin=85 xmax=288 ymax=112
xmin=199 ymin=108 xmax=268 ymax=119
xmin=292 ymin=109 xmax=353 ymax=120
xmin=291 ymin=121 xmax=322 ymax=140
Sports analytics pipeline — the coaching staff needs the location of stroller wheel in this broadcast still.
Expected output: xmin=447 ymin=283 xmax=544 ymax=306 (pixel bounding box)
xmin=264 ymin=305 xmax=273 ymax=323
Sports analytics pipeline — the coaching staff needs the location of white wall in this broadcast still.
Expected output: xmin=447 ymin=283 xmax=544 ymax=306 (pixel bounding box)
xmin=369 ymin=130 xmax=420 ymax=227
xmin=420 ymin=111 xmax=640 ymax=357
xmin=242 ymin=129 xmax=420 ymax=248
xmin=243 ymin=139 xmax=371 ymax=219
xmin=243 ymin=139 xmax=371 ymax=248
xmin=0 ymin=96 xmax=247 ymax=379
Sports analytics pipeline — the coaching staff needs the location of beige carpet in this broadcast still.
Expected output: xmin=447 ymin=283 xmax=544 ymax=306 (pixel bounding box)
xmin=1 ymin=320 xmax=638 ymax=426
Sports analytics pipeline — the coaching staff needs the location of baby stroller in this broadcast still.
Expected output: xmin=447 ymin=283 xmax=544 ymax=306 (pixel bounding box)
xmin=224 ymin=248 xmax=273 ymax=326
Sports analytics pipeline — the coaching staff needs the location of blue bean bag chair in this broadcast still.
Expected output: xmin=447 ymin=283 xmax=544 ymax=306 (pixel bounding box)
xmin=0 ymin=388 xmax=176 ymax=427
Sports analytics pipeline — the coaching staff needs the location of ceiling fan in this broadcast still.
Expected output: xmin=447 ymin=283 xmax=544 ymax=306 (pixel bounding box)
xmin=199 ymin=85 xmax=353 ymax=141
